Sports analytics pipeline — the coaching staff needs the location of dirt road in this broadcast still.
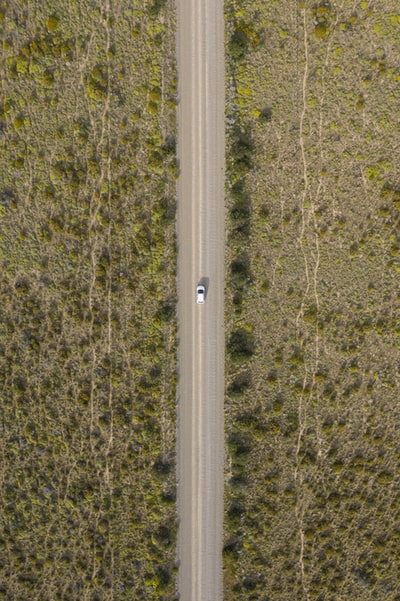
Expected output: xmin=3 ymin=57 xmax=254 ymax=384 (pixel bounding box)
xmin=176 ymin=0 xmax=225 ymax=599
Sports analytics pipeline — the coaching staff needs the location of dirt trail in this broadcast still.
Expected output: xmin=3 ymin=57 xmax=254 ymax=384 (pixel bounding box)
xmin=176 ymin=0 xmax=225 ymax=599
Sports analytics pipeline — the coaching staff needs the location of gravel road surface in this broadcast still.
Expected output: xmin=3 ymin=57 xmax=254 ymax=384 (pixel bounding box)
xmin=176 ymin=0 xmax=225 ymax=600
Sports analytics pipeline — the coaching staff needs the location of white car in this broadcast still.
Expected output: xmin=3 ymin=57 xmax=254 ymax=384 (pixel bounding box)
xmin=196 ymin=284 xmax=206 ymax=304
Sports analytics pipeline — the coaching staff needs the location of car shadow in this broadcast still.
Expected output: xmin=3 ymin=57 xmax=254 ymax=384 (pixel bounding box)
xmin=198 ymin=276 xmax=209 ymax=299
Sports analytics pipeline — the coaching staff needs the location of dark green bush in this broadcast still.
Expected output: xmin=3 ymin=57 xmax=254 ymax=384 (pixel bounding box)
xmin=228 ymin=328 xmax=255 ymax=360
xmin=229 ymin=26 xmax=249 ymax=61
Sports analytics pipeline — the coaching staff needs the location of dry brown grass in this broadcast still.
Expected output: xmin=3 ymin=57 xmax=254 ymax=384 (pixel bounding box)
xmin=0 ymin=1 xmax=177 ymax=599
xmin=225 ymin=1 xmax=400 ymax=599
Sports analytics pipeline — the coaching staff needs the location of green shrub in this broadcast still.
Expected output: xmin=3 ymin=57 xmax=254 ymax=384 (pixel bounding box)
xmin=228 ymin=328 xmax=255 ymax=361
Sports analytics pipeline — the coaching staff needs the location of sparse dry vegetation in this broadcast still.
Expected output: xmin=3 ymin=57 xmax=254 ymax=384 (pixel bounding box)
xmin=0 ymin=1 xmax=177 ymax=599
xmin=225 ymin=1 xmax=399 ymax=599
xmin=1 ymin=0 xmax=399 ymax=599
